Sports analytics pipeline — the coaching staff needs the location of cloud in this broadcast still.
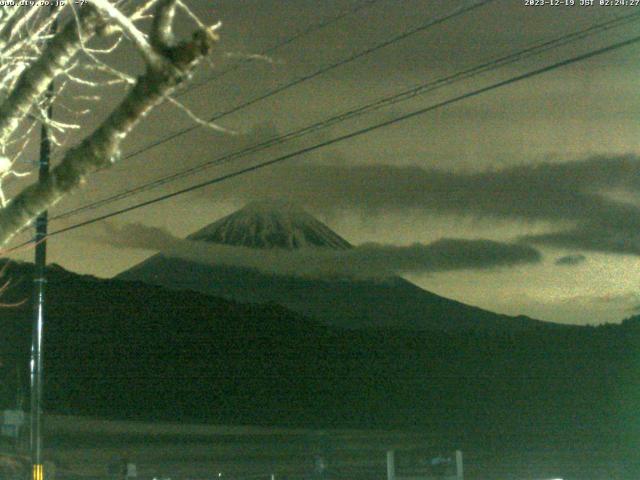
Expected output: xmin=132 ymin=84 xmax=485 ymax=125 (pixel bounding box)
xmin=209 ymin=154 xmax=640 ymax=255
xmin=559 ymin=291 xmax=640 ymax=308
xmin=213 ymin=154 xmax=640 ymax=220
xmin=523 ymin=224 xmax=640 ymax=256
xmin=102 ymin=223 xmax=180 ymax=251
xmin=100 ymin=223 xmax=541 ymax=279
xmin=554 ymin=254 xmax=586 ymax=266
xmin=342 ymin=239 xmax=542 ymax=274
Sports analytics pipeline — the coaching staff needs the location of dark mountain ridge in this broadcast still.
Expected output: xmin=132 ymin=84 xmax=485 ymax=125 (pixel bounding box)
xmin=0 ymin=260 xmax=638 ymax=478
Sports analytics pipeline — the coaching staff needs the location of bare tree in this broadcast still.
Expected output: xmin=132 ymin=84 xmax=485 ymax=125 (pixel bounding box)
xmin=0 ymin=0 xmax=220 ymax=247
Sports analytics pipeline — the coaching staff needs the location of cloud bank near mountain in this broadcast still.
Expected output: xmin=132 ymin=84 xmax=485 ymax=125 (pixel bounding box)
xmin=211 ymin=155 xmax=640 ymax=256
xmin=101 ymin=223 xmax=541 ymax=279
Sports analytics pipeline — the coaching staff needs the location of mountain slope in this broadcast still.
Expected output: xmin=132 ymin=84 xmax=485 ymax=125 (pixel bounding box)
xmin=119 ymin=202 xmax=555 ymax=332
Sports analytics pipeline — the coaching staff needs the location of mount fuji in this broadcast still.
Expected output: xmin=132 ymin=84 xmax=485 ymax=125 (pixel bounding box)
xmin=187 ymin=201 xmax=352 ymax=250
xmin=118 ymin=201 xmax=554 ymax=332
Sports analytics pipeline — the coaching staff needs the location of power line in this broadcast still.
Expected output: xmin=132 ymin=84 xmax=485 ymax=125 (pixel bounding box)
xmin=33 ymin=32 xmax=640 ymax=244
xmin=176 ymin=0 xmax=384 ymax=97
xmin=53 ymin=0 xmax=498 ymax=219
xmin=112 ymin=0 xmax=495 ymax=166
xmin=51 ymin=10 xmax=640 ymax=222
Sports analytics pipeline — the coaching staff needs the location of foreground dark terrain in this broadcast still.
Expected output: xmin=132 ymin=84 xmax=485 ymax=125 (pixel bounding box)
xmin=0 ymin=260 xmax=638 ymax=479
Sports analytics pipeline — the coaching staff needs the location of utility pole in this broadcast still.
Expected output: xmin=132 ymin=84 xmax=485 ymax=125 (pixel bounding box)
xmin=30 ymin=96 xmax=51 ymax=480
xmin=30 ymin=11 xmax=55 ymax=480
xmin=386 ymin=449 xmax=395 ymax=480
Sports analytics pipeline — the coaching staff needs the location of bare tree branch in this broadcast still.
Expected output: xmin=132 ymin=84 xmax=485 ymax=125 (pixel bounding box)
xmin=0 ymin=6 xmax=105 ymax=148
xmin=91 ymin=0 xmax=165 ymax=69
xmin=0 ymin=2 xmax=218 ymax=246
xmin=151 ymin=0 xmax=177 ymax=50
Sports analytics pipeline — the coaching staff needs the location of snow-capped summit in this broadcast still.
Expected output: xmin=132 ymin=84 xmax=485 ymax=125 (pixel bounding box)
xmin=187 ymin=200 xmax=352 ymax=250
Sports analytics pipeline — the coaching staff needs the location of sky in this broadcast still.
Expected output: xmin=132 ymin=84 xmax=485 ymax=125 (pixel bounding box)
xmin=6 ymin=0 xmax=640 ymax=325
